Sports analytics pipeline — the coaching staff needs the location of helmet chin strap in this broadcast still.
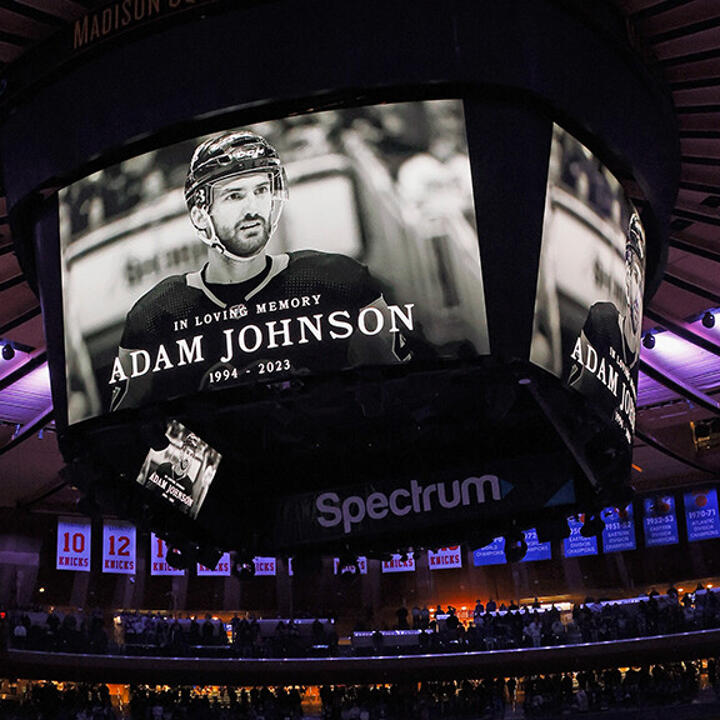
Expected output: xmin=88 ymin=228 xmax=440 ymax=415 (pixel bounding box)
xmin=195 ymin=208 xmax=266 ymax=264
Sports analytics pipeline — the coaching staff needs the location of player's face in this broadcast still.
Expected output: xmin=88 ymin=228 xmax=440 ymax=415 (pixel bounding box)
xmin=625 ymin=255 xmax=643 ymax=336
xmin=178 ymin=445 xmax=194 ymax=473
xmin=209 ymin=172 xmax=274 ymax=258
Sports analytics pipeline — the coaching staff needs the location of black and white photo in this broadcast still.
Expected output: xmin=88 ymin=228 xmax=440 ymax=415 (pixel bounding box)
xmin=135 ymin=421 xmax=221 ymax=518
xmin=60 ymin=100 xmax=489 ymax=423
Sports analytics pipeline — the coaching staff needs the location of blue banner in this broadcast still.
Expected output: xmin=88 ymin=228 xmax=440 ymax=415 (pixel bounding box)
xmin=684 ymin=489 xmax=720 ymax=542
xmin=601 ymin=504 xmax=636 ymax=552
xmin=522 ymin=528 xmax=552 ymax=562
xmin=473 ymin=537 xmax=505 ymax=566
xmin=563 ymin=515 xmax=599 ymax=557
xmin=473 ymin=529 xmax=551 ymax=566
xmin=643 ymin=495 xmax=679 ymax=547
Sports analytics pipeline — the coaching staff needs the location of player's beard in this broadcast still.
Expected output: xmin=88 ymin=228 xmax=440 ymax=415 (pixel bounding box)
xmin=222 ymin=214 xmax=270 ymax=259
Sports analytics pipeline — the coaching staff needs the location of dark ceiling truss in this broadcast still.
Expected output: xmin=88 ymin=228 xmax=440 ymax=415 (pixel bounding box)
xmin=635 ymin=426 xmax=715 ymax=475
xmin=0 ymin=405 xmax=53 ymax=458
xmin=0 ymin=304 xmax=39 ymax=336
xmin=0 ymin=349 xmax=46 ymax=393
xmin=640 ymin=356 xmax=720 ymax=416
xmin=663 ymin=270 xmax=720 ymax=305
xmin=644 ymin=306 xmax=720 ymax=357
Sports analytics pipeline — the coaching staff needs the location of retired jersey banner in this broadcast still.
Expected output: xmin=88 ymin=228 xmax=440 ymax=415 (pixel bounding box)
xmin=102 ymin=522 xmax=136 ymax=574
xmin=643 ymin=495 xmax=679 ymax=547
xmin=56 ymin=517 xmax=92 ymax=572
xmin=428 ymin=546 xmax=462 ymax=570
xmin=382 ymin=552 xmax=415 ymax=573
xmin=150 ymin=533 xmax=185 ymax=576
xmin=684 ymin=489 xmax=720 ymax=542
xmin=333 ymin=556 xmax=368 ymax=574
xmin=601 ymin=504 xmax=636 ymax=552
xmin=563 ymin=515 xmax=599 ymax=558
xmin=197 ymin=552 xmax=232 ymax=576
xmin=253 ymin=556 xmax=276 ymax=576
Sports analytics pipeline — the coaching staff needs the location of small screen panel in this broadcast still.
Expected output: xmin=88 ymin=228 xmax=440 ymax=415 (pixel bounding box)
xmin=59 ymin=100 xmax=488 ymax=424
xmin=531 ymin=126 xmax=645 ymax=445
xmin=135 ymin=420 xmax=221 ymax=519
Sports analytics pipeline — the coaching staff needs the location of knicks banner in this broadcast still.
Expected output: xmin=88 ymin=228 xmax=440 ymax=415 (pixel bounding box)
xmin=150 ymin=533 xmax=184 ymax=576
xmin=428 ymin=546 xmax=462 ymax=570
xmin=382 ymin=552 xmax=415 ymax=573
xmin=56 ymin=517 xmax=92 ymax=572
xmin=197 ymin=552 xmax=232 ymax=576
xmin=102 ymin=521 xmax=136 ymax=574
xmin=253 ymin=556 xmax=276 ymax=576
xmin=333 ymin=556 xmax=368 ymax=574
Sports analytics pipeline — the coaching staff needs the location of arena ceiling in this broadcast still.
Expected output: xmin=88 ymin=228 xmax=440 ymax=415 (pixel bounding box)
xmin=0 ymin=0 xmax=719 ymax=512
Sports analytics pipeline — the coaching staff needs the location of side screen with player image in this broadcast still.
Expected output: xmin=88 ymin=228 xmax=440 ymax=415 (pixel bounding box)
xmin=136 ymin=420 xmax=221 ymax=519
xmin=59 ymin=100 xmax=488 ymax=425
xmin=530 ymin=125 xmax=646 ymax=445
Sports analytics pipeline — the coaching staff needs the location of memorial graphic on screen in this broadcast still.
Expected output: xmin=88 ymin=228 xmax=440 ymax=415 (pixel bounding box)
xmin=135 ymin=420 xmax=221 ymax=519
xmin=531 ymin=126 xmax=646 ymax=445
xmin=59 ymin=100 xmax=488 ymax=424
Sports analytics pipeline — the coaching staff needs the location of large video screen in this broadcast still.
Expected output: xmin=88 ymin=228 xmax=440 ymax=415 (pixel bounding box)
xmin=59 ymin=100 xmax=488 ymax=424
xmin=531 ymin=126 xmax=645 ymax=445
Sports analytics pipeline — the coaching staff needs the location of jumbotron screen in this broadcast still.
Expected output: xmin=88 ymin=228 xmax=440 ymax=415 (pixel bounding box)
xmin=59 ymin=99 xmax=488 ymax=425
xmin=531 ymin=125 xmax=646 ymax=445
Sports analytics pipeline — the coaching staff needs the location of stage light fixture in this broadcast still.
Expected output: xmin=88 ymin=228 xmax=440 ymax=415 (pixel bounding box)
xmin=580 ymin=514 xmax=605 ymax=538
xmin=1 ymin=343 xmax=14 ymax=360
xmin=642 ymin=333 xmax=655 ymax=349
xmin=166 ymin=547 xmax=190 ymax=570
xmin=702 ymin=311 xmax=716 ymax=329
xmin=231 ymin=551 xmax=256 ymax=579
xmin=504 ymin=530 xmax=528 ymax=563
xmin=197 ymin=546 xmax=223 ymax=571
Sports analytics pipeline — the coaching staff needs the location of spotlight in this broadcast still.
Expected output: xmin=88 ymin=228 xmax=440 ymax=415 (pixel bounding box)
xmin=580 ymin=514 xmax=605 ymax=538
xmin=504 ymin=530 xmax=527 ymax=563
xmin=231 ymin=551 xmax=256 ymax=579
xmin=1 ymin=343 xmax=15 ymax=360
xmin=702 ymin=312 xmax=716 ymax=329
xmin=642 ymin=333 xmax=655 ymax=349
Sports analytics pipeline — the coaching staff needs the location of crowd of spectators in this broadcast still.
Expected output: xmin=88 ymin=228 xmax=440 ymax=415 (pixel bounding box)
xmin=7 ymin=586 xmax=720 ymax=660
xmin=0 ymin=661 xmax=717 ymax=719
xmin=8 ymin=608 xmax=109 ymax=654
xmin=363 ymin=585 xmax=720 ymax=655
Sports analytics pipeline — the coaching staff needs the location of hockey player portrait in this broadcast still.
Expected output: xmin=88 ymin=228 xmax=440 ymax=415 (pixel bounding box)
xmin=109 ymin=131 xmax=412 ymax=411
xmin=60 ymin=101 xmax=488 ymax=424
xmin=566 ymin=212 xmax=645 ymax=442
xmin=137 ymin=422 xmax=222 ymax=518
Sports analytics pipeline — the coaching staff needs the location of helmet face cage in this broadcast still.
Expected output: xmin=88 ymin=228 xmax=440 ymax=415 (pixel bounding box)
xmin=185 ymin=131 xmax=289 ymax=242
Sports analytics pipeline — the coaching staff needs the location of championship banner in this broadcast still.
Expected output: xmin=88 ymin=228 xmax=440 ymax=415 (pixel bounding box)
xmin=150 ymin=533 xmax=185 ymax=576
xmin=601 ymin=504 xmax=636 ymax=552
xmin=253 ymin=556 xmax=276 ymax=576
xmin=563 ymin=515 xmax=599 ymax=558
xmin=473 ymin=529 xmax=551 ymax=566
xmin=643 ymin=495 xmax=679 ymax=547
xmin=473 ymin=537 xmax=505 ymax=566
xmin=684 ymin=489 xmax=720 ymax=542
xmin=197 ymin=552 xmax=231 ymax=576
xmin=428 ymin=546 xmax=462 ymax=570
xmin=56 ymin=517 xmax=92 ymax=572
xmin=522 ymin=529 xmax=552 ymax=562
xmin=102 ymin=521 xmax=137 ymax=574
xmin=333 ymin=556 xmax=368 ymax=574
xmin=381 ymin=552 xmax=415 ymax=573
